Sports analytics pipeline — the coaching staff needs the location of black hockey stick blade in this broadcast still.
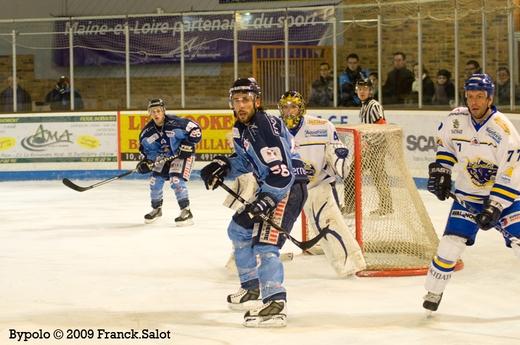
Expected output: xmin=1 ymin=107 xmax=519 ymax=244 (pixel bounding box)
xmin=62 ymin=169 xmax=135 ymax=192
xmin=62 ymin=178 xmax=92 ymax=192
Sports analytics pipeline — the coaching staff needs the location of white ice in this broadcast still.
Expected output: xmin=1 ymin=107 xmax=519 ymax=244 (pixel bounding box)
xmin=1 ymin=180 xmax=519 ymax=345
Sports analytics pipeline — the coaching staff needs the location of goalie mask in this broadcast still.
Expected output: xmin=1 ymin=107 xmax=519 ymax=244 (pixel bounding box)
xmin=278 ymin=90 xmax=306 ymax=129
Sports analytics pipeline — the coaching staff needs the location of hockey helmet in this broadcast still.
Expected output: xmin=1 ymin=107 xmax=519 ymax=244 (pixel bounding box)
xmin=278 ymin=90 xmax=306 ymax=129
xmin=464 ymin=73 xmax=495 ymax=97
xmin=148 ymin=98 xmax=166 ymax=110
xmin=355 ymin=78 xmax=373 ymax=90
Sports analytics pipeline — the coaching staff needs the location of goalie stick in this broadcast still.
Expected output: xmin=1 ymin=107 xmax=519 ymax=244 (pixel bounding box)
xmin=449 ymin=191 xmax=519 ymax=243
xmin=219 ymin=181 xmax=348 ymax=254
xmin=62 ymin=155 xmax=178 ymax=192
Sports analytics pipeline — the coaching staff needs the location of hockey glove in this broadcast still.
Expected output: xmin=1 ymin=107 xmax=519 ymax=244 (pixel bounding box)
xmin=475 ymin=199 xmax=503 ymax=231
xmin=244 ymin=192 xmax=278 ymax=222
xmin=177 ymin=141 xmax=195 ymax=159
xmin=427 ymin=162 xmax=452 ymax=201
xmin=136 ymin=159 xmax=153 ymax=174
xmin=200 ymin=156 xmax=230 ymax=190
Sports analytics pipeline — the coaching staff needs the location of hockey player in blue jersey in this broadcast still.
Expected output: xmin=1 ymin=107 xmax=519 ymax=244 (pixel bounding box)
xmin=200 ymin=77 xmax=308 ymax=328
xmin=136 ymin=99 xmax=202 ymax=226
xmin=424 ymin=74 xmax=520 ymax=313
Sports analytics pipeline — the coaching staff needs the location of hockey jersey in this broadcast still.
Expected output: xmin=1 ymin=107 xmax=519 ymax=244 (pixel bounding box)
xmin=228 ymin=110 xmax=307 ymax=202
xmin=435 ymin=106 xmax=520 ymax=209
xmin=138 ymin=115 xmax=201 ymax=161
xmin=289 ymin=115 xmax=340 ymax=190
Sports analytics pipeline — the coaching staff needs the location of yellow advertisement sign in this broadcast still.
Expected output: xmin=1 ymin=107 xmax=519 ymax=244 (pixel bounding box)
xmin=119 ymin=111 xmax=235 ymax=161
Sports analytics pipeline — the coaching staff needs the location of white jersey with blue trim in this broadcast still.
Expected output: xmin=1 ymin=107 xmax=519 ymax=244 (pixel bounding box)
xmin=290 ymin=115 xmax=339 ymax=190
xmin=435 ymin=106 xmax=520 ymax=209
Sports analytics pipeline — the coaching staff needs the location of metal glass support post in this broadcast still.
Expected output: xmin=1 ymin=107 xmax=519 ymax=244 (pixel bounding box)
xmin=332 ymin=9 xmax=338 ymax=108
xmin=377 ymin=14 xmax=383 ymax=106
xmin=68 ymin=26 xmax=75 ymax=110
xmin=508 ymin=0 xmax=515 ymax=109
xmin=284 ymin=12 xmax=289 ymax=92
xmin=454 ymin=5 xmax=459 ymax=106
xmin=417 ymin=10 xmax=423 ymax=108
xmin=181 ymin=16 xmax=185 ymax=109
xmin=11 ymin=30 xmax=17 ymax=112
xmin=125 ymin=22 xmax=130 ymax=109
xmin=481 ymin=3 xmax=486 ymax=73
xmin=233 ymin=11 xmax=238 ymax=81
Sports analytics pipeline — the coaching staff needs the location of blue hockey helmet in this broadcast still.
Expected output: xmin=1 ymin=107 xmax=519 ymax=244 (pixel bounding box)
xmin=464 ymin=73 xmax=495 ymax=97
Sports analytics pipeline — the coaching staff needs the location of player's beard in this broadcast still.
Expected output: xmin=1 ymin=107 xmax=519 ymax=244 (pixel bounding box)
xmin=236 ymin=109 xmax=254 ymax=124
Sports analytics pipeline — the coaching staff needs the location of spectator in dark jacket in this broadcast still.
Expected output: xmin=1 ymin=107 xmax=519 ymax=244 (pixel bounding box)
xmin=409 ymin=64 xmax=435 ymax=105
xmin=432 ymin=69 xmax=455 ymax=106
xmin=495 ymin=66 xmax=520 ymax=106
xmin=45 ymin=76 xmax=84 ymax=111
xmin=0 ymin=76 xmax=32 ymax=113
xmin=308 ymin=62 xmax=334 ymax=107
xmin=382 ymin=52 xmax=414 ymax=104
xmin=338 ymin=53 xmax=369 ymax=107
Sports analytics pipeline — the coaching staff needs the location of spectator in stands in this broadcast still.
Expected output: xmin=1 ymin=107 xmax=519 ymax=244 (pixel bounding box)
xmin=45 ymin=76 xmax=84 ymax=111
xmin=0 ymin=76 xmax=32 ymax=113
xmin=409 ymin=64 xmax=435 ymax=105
xmin=495 ymin=66 xmax=519 ymax=106
xmin=464 ymin=60 xmax=482 ymax=79
xmin=308 ymin=62 xmax=334 ymax=107
xmin=382 ymin=52 xmax=414 ymax=104
xmin=338 ymin=53 xmax=369 ymax=107
xmin=368 ymin=72 xmax=379 ymax=100
xmin=432 ymin=69 xmax=455 ymax=106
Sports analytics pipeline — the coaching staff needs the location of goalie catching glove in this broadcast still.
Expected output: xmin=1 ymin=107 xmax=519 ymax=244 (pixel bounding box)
xmin=200 ymin=155 xmax=230 ymax=190
xmin=244 ymin=192 xmax=277 ymax=222
xmin=427 ymin=162 xmax=451 ymax=201
xmin=136 ymin=159 xmax=153 ymax=174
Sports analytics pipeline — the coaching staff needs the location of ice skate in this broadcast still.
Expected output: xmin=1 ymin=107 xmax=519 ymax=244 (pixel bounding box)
xmin=243 ymin=299 xmax=287 ymax=328
xmin=227 ymin=287 xmax=261 ymax=311
xmin=144 ymin=207 xmax=162 ymax=224
xmin=175 ymin=208 xmax=193 ymax=226
xmin=423 ymin=292 xmax=443 ymax=314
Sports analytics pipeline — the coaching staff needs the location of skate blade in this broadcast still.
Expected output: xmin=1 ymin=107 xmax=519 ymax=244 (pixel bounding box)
xmin=175 ymin=219 xmax=194 ymax=227
xmin=243 ymin=315 xmax=287 ymax=328
xmin=144 ymin=217 xmax=161 ymax=224
xmin=228 ymin=300 xmax=262 ymax=311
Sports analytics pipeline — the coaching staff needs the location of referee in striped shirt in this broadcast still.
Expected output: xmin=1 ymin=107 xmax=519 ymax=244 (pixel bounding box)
xmin=348 ymin=79 xmax=393 ymax=215
xmin=356 ymin=79 xmax=386 ymax=124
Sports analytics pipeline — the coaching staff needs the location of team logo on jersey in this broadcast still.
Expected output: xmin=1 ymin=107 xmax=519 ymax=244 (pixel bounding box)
xmin=466 ymin=159 xmax=498 ymax=187
xmin=485 ymin=127 xmax=502 ymax=144
xmin=450 ymin=209 xmax=474 ymax=222
xmin=453 ymin=119 xmax=460 ymax=129
xmin=260 ymin=146 xmax=282 ymax=163
xmin=493 ymin=117 xmax=510 ymax=135
xmin=304 ymin=129 xmax=328 ymax=137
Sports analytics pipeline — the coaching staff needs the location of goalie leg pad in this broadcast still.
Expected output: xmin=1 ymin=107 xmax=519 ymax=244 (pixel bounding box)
xmin=223 ymin=173 xmax=258 ymax=210
xmin=305 ymin=183 xmax=367 ymax=277
xmin=425 ymin=235 xmax=466 ymax=294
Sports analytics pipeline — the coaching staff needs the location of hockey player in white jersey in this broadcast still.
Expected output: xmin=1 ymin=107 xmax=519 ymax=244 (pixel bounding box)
xmin=278 ymin=90 xmax=367 ymax=277
xmin=424 ymin=73 xmax=520 ymax=312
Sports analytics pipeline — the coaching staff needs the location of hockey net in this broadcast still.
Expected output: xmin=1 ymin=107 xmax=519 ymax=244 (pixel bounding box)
xmin=303 ymin=123 xmax=463 ymax=277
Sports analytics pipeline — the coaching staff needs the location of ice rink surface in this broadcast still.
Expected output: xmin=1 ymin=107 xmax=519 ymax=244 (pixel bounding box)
xmin=1 ymin=179 xmax=519 ymax=345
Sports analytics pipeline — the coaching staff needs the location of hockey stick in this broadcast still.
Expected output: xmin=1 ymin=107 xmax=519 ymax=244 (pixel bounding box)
xmin=219 ymin=181 xmax=347 ymax=252
xmin=62 ymin=155 xmax=178 ymax=192
xmin=449 ymin=191 xmax=519 ymax=243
